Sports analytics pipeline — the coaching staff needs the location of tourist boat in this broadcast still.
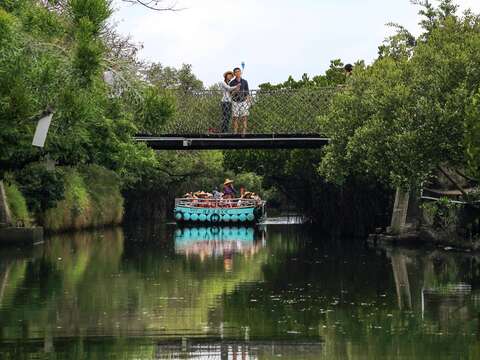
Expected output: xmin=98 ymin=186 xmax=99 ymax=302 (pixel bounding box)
xmin=174 ymin=197 xmax=266 ymax=224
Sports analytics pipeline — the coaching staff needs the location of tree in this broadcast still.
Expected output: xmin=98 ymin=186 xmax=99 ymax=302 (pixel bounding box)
xmin=318 ymin=1 xmax=480 ymax=192
xmin=121 ymin=0 xmax=180 ymax=11
xmin=143 ymin=62 xmax=204 ymax=91
xmin=259 ymin=59 xmax=350 ymax=90
xmin=0 ymin=0 xmax=177 ymax=196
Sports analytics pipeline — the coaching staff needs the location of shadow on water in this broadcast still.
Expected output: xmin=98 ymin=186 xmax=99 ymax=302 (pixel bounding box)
xmin=0 ymin=223 xmax=480 ymax=358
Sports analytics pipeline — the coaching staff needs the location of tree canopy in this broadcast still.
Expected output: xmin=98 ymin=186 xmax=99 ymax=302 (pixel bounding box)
xmin=318 ymin=0 xmax=480 ymax=190
xmin=0 ymin=0 xmax=225 ymax=219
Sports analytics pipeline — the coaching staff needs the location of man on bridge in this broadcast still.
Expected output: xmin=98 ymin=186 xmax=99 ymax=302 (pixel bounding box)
xmin=229 ymin=67 xmax=250 ymax=135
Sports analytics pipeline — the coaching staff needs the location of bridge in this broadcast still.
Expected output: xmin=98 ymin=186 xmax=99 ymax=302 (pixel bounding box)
xmin=135 ymin=87 xmax=336 ymax=150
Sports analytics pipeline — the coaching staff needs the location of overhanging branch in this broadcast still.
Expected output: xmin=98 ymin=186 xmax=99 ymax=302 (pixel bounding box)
xmin=121 ymin=0 xmax=183 ymax=11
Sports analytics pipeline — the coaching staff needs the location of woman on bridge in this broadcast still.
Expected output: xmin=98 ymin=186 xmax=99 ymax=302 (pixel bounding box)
xmin=220 ymin=71 xmax=240 ymax=133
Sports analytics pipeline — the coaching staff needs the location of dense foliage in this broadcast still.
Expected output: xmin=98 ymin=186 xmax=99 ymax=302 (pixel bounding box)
xmin=319 ymin=0 xmax=480 ymax=190
xmin=0 ymin=0 xmax=233 ymax=226
xmin=2 ymin=0 xmax=479 ymax=232
xmin=225 ymin=1 xmax=480 ymax=232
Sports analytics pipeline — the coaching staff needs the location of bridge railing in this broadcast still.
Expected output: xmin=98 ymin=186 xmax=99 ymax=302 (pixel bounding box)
xmin=175 ymin=197 xmax=262 ymax=208
xmin=159 ymin=87 xmax=339 ymax=135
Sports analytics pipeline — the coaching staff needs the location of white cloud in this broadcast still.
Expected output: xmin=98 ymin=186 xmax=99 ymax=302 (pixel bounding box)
xmin=112 ymin=0 xmax=480 ymax=88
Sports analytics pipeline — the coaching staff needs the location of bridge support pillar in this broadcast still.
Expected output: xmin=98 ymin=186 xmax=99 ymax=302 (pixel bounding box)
xmin=0 ymin=181 xmax=12 ymax=227
xmin=389 ymin=188 xmax=410 ymax=235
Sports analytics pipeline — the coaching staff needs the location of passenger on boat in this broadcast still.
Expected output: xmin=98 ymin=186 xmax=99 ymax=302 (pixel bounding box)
xmin=238 ymin=190 xmax=252 ymax=206
xmin=222 ymin=179 xmax=237 ymax=208
xmin=243 ymin=191 xmax=254 ymax=199
xmin=194 ymin=191 xmax=212 ymax=207
xmin=223 ymin=179 xmax=237 ymax=199
xmin=242 ymin=191 xmax=262 ymax=205
xmin=239 ymin=186 xmax=246 ymax=198
xmin=212 ymin=189 xmax=223 ymax=199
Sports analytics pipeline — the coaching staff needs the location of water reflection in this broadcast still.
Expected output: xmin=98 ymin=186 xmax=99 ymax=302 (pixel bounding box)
xmin=175 ymin=226 xmax=265 ymax=271
xmin=154 ymin=339 xmax=323 ymax=359
xmin=1 ymin=225 xmax=480 ymax=359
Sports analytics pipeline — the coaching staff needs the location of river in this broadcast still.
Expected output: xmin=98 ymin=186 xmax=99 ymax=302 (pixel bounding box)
xmin=0 ymin=220 xmax=479 ymax=359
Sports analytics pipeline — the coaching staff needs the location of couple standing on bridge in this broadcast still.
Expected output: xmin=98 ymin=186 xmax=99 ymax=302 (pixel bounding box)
xmin=220 ymin=67 xmax=250 ymax=135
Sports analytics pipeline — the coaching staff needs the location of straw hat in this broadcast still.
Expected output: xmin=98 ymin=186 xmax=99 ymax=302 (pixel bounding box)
xmin=194 ymin=191 xmax=209 ymax=197
xmin=243 ymin=192 xmax=254 ymax=199
xmin=224 ymin=179 xmax=234 ymax=186
xmin=223 ymin=70 xmax=234 ymax=78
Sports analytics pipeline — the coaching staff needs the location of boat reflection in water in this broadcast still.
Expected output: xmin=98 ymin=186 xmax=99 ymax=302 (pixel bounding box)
xmin=175 ymin=226 xmax=265 ymax=270
xmin=154 ymin=339 xmax=323 ymax=360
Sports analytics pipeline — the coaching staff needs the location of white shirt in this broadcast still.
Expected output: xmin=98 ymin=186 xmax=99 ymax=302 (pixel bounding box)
xmin=220 ymin=81 xmax=237 ymax=102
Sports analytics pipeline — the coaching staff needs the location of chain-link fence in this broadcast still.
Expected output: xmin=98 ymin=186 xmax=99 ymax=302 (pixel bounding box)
xmin=160 ymin=87 xmax=339 ymax=135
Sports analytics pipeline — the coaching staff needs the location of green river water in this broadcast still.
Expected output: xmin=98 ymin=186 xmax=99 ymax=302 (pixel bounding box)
xmin=0 ymin=220 xmax=479 ymax=359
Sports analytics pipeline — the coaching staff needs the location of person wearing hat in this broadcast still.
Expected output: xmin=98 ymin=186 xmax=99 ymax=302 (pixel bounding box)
xmin=243 ymin=191 xmax=254 ymax=199
xmin=223 ymin=179 xmax=237 ymax=199
xmin=194 ymin=191 xmax=211 ymax=207
xmin=220 ymin=71 xmax=241 ymax=133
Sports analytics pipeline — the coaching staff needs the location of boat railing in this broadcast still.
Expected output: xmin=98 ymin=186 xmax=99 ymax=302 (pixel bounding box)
xmin=175 ymin=198 xmax=263 ymax=208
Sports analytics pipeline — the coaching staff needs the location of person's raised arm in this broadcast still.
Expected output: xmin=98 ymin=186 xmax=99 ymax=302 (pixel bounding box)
xmin=221 ymin=81 xmax=239 ymax=92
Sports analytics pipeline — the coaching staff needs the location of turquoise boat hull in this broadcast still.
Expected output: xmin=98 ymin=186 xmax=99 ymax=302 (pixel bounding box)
xmin=174 ymin=205 xmax=265 ymax=224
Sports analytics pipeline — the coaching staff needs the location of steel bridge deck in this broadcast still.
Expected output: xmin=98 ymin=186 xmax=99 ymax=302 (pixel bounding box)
xmin=135 ymin=134 xmax=331 ymax=150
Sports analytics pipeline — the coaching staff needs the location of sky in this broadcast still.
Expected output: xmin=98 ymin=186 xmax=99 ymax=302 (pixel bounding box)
xmin=111 ymin=0 xmax=480 ymax=88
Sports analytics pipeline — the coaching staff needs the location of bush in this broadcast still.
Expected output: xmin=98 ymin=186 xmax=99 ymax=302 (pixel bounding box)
xmin=4 ymin=181 xmax=30 ymax=226
xmin=79 ymin=164 xmax=124 ymax=226
xmin=43 ymin=166 xmax=124 ymax=232
xmin=422 ymin=197 xmax=461 ymax=230
xmin=43 ymin=168 xmax=90 ymax=231
xmin=15 ymin=163 xmax=65 ymax=214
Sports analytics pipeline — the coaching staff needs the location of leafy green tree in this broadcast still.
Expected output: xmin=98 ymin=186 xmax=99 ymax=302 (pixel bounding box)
xmin=143 ymin=62 xmax=204 ymax=91
xmin=319 ymin=1 xmax=480 ymax=192
xmin=259 ymin=59 xmax=351 ymax=90
xmin=0 ymin=0 xmax=182 ymax=222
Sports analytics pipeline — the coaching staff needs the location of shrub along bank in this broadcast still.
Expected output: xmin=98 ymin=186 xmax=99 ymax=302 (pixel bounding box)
xmin=4 ymin=182 xmax=30 ymax=226
xmin=5 ymin=165 xmax=124 ymax=233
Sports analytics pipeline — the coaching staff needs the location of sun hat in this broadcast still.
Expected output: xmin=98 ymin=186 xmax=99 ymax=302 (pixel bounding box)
xmin=224 ymin=71 xmax=234 ymax=79
xmin=224 ymin=179 xmax=234 ymax=186
xmin=194 ymin=191 xmax=209 ymax=197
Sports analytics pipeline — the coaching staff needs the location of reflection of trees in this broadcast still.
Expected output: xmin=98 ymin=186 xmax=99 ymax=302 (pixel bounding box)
xmin=0 ymin=260 xmax=27 ymax=310
xmin=0 ymin=227 xmax=273 ymax=343
xmin=219 ymin=237 xmax=480 ymax=359
xmin=4 ymin=227 xmax=480 ymax=359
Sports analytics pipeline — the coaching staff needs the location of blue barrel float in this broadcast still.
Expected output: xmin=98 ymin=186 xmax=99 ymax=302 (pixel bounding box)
xmin=174 ymin=198 xmax=266 ymax=225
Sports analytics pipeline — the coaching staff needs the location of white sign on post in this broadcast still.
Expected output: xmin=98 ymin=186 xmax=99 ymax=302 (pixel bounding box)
xmin=32 ymin=112 xmax=53 ymax=148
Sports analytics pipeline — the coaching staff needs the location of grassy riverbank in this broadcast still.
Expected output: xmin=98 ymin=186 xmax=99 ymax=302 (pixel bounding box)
xmin=5 ymin=165 xmax=124 ymax=233
xmin=4 ymin=182 xmax=30 ymax=226
xmin=43 ymin=166 xmax=124 ymax=232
